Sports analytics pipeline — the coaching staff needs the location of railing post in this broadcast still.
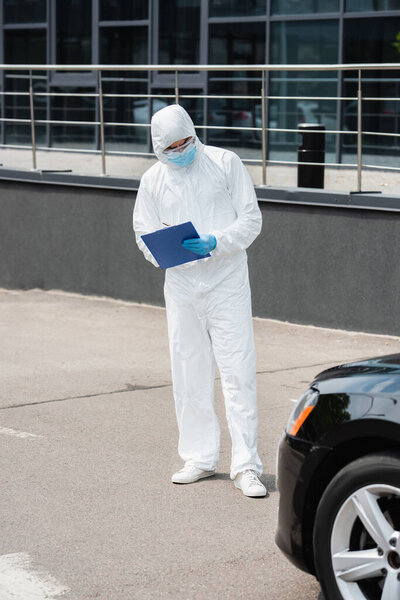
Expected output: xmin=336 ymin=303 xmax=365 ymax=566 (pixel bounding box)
xmin=261 ymin=69 xmax=267 ymax=186
xmin=357 ymin=68 xmax=362 ymax=192
xmin=98 ymin=70 xmax=106 ymax=176
xmin=28 ymin=70 xmax=37 ymax=171
xmin=175 ymin=71 xmax=179 ymax=104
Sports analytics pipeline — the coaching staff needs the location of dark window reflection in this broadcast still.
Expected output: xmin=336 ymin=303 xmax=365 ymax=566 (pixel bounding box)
xmin=209 ymin=0 xmax=265 ymax=17
xmin=207 ymin=81 xmax=261 ymax=151
xmin=208 ymin=22 xmax=265 ymax=157
xmin=209 ymin=22 xmax=265 ymax=74
xmin=270 ymin=21 xmax=339 ymax=161
xmin=100 ymin=26 xmax=149 ymax=150
xmin=56 ymin=0 xmax=92 ymax=64
xmin=4 ymin=29 xmax=47 ymax=145
xmin=271 ymin=21 xmax=338 ymax=67
xmin=100 ymin=26 xmax=148 ymax=75
xmin=4 ymin=0 xmax=46 ymax=23
xmin=51 ymin=87 xmax=96 ymax=149
xmin=4 ymin=28 xmax=46 ymax=64
xmin=159 ymin=0 xmax=200 ymax=64
xmin=343 ymin=17 xmax=400 ymax=163
xmin=272 ymin=0 xmax=339 ymax=14
xmin=103 ymin=79 xmax=149 ymax=151
xmin=346 ymin=0 xmax=400 ymax=10
xmin=100 ymin=0 xmax=148 ymax=20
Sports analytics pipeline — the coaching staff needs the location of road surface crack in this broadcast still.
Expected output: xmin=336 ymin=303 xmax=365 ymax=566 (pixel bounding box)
xmin=0 ymin=359 xmax=344 ymax=411
xmin=0 ymin=383 xmax=171 ymax=410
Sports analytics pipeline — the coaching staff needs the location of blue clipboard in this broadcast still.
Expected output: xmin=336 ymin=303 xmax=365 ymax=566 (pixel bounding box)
xmin=141 ymin=221 xmax=211 ymax=269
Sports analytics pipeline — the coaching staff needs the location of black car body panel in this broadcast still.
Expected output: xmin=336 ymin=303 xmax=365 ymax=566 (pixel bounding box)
xmin=275 ymin=435 xmax=330 ymax=572
xmin=275 ymin=353 xmax=400 ymax=575
xmin=300 ymin=394 xmax=400 ymax=446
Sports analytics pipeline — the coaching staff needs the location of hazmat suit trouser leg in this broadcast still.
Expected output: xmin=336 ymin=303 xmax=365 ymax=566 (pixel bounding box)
xmin=207 ymin=289 xmax=262 ymax=480
xmin=165 ymin=297 xmax=220 ymax=472
xmin=165 ymin=288 xmax=262 ymax=480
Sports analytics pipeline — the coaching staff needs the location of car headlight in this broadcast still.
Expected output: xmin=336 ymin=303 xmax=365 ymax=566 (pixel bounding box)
xmin=287 ymin=388 xmax=320 ymax=436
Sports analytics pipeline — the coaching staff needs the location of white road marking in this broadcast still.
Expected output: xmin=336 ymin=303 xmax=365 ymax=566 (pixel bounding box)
xmin=289 ymin=398 xmax=298 ymax=403
xmin=0 ymin=427 xmax=43 ymax=439
xmin=0 ymin=553 xmax=69 ymax=599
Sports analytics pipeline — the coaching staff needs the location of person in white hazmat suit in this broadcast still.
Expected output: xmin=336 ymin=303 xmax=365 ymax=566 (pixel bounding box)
xmin=133 ymin=104 xmax=266 ymax=498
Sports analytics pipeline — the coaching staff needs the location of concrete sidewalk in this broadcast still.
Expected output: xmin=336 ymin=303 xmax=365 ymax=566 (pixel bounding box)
xmin=1 ymin=146 xmax=399 ymax=193
xmin=1 ymin=288 xmax=400 ymax=599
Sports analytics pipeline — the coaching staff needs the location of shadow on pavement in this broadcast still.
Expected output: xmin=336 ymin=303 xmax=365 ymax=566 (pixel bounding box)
xmin=211 ymin=472 xmax=277 ymax=493
xmin=263 ymin=473 xmax=277 ymax=493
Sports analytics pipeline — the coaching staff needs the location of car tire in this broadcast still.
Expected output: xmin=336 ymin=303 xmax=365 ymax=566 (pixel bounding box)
xmin=313 ymin=452 xmax=400 ymax=600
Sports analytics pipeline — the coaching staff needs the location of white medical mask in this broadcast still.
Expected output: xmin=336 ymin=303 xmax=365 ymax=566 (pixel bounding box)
xmin=163 ymin=137 xmax=197 ymax=167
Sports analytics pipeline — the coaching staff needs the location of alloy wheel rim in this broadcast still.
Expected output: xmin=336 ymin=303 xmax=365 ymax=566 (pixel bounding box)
xmin=331 ymin=484 xmax=400 ymax=600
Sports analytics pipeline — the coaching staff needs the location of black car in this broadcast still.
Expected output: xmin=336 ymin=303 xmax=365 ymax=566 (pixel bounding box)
xmin=276 ymin=354 xmax=400 ymax=600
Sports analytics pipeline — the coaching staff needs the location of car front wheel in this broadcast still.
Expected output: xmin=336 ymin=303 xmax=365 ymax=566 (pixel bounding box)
xmin=313 ymin=453 xmax=400 ymax=600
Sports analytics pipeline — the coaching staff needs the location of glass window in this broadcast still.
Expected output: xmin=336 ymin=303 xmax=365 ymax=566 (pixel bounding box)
xmin=4 ymin=29 xmax=47 ymax=145
xmin=51 ymin=87 xmax=96 ymax=149
xmin=100 ymin=26 xmax=148 ymax=70
xmin=4 ymin=28 xmax=46 ymax=64
xmin=342 ymin=17 xmax=400 ymax=165
xmin=56 ymin=0 xmax=92 ymax=64
xmin=207 ymin=80 xmax=262 ymax=153
xmin=272 ymin=0 xmax=339 ymax=14
xmin=104 ymin=80 xmax=149 ymax=152
xmin=159 ymin=0 xmax=200 ymax=64
xmin=269 ymin=21 xmax=339 ymax=162
xmin=346 ymin=0 xmax=400 ymax=11
xmin=209 ymin=22 xmax=265 ymax=72
xmin=4 ymin=0 xmax=46 ymax=23
xmin=100 ymin=27 xmax=149 ymax=151
xmin=209 ymin=0 xmax=265 ymax=17
xmin=100 ymin=26 xmax=148 ymax=71
xmin=208 ymin=22 xmax=265 ymax=158
xmin=271 ymin=20 xmax=338 ymax=64
xmin=100 ymin=0 xmax=148 ymax=21
xmin=344 ymin=17 xmax=400 ymax=63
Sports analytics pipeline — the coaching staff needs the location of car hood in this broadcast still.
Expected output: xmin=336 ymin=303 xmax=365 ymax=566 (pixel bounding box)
xmin=312 ymin=353 xmax=400 ymax=396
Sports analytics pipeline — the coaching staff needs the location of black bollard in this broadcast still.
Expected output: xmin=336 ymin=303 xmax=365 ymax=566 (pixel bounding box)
xmin=297 ymin=123 xmax=325 ymax=189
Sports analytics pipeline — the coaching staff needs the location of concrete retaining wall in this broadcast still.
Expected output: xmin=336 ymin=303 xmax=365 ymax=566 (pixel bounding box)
xmin=1 ymin=179 xmax=400 ymax=336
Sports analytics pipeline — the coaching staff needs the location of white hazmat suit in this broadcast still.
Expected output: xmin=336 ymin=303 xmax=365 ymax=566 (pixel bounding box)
xmin=133 ymin=104 xmax=263 ymax=479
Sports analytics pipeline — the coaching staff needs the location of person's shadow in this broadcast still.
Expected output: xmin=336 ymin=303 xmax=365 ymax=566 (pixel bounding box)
xmin=212 ymin=473 xmax=277 ymax=494
xmin=262 ymin=473 xmax=277 ymax=493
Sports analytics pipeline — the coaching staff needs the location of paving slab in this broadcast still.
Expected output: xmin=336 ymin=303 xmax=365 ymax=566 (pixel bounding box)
xmin=0 ymin=147 xmax=399 ymax=194
xmin=1 ymin=288 xmax=400 ymax=599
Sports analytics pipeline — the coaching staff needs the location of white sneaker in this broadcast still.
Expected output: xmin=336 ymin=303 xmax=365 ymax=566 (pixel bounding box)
xmin=234 ymin=470 xmax=267 ymax=497
xmin=171 ymin=465 xmax=216 ymax=484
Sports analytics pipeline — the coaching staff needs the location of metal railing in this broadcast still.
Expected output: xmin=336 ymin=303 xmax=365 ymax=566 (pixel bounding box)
xmin=0 ymin=62 xmax=400 ymax=191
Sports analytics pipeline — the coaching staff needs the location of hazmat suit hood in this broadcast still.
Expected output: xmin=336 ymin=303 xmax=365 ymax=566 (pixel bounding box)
xmin=151 ymin=104 xmax=201 ymax=165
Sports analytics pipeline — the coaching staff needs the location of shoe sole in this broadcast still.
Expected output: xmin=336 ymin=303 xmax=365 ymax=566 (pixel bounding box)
xmin=171 ymin=470 xmax=216 ymax=484
xmin=234 ymin=479 xmax=267 ymax=497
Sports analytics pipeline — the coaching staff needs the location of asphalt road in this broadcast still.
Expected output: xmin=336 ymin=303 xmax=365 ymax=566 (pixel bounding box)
xmin=1 ymin=289 xmax=400 ymax=600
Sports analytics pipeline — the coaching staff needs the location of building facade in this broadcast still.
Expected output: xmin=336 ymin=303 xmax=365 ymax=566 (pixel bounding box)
xmin=1 ymin=0 xmax=400 ymax=167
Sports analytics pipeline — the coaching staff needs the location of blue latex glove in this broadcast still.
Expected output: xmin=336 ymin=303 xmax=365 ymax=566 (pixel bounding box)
xmin=182 ymin=234 xmax=217 ymax=256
